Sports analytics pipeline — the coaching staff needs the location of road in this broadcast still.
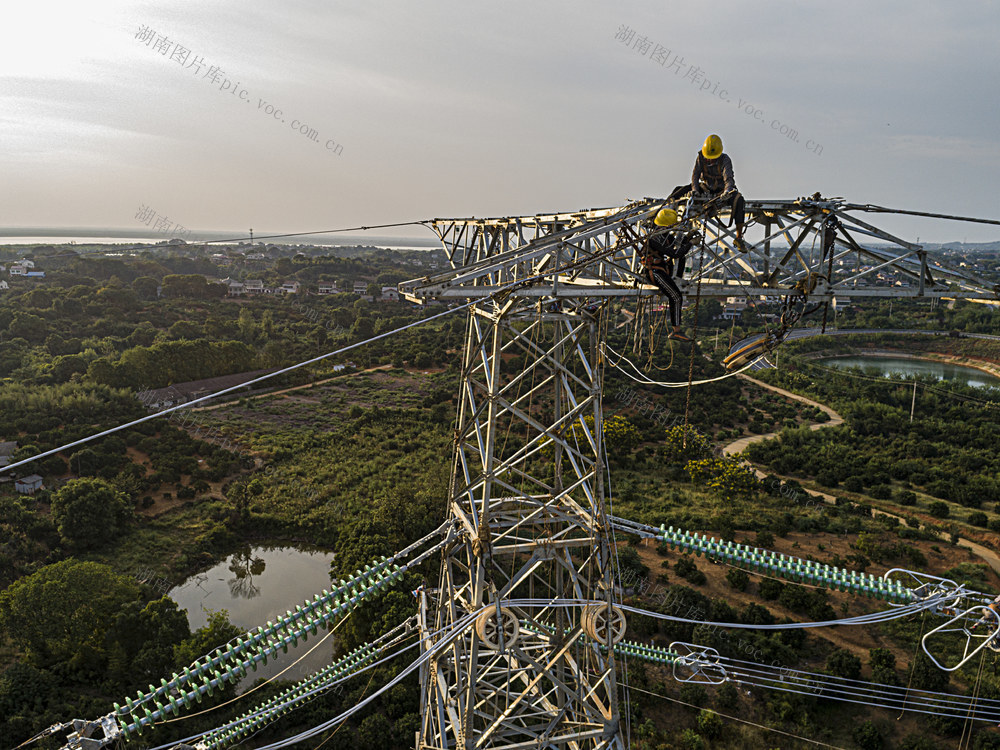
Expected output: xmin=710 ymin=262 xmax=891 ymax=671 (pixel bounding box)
xmin=722 ymin=373 xmax=1000 ymax=576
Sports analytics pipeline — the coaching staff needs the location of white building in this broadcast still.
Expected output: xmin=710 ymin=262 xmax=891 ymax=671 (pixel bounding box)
xmin=381 ymin=287 xmax=399 ymax=301
xmin=318 ymin=283 xmax=338 ymax=295
xmin=9 ymin=264 xmax=28 ymax=276
xmin=244 ymin=279 xmax=264 ymax=294
xmin=15 ymin=475 xmax=44 ymax=495
xmin=353 ymin=281 xmax=368 ymax=295
xmin=279 ymin=281 xmax=301 ymax=294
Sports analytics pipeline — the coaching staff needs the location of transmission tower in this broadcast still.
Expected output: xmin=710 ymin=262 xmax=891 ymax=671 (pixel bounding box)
xmin=402 ymin=197 xmax=999 ymax=750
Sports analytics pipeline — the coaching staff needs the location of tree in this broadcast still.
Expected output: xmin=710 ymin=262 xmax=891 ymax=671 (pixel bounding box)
xmin=826 ymin=648 xmax=861 ymax=680
xmin=173 ymin=610 xmax=243 ymax=669
xmin=928 ymin=501 xmax=950 ymax=518
xmin=0 ymin=560 xmax=141 ymax=672
xmin=50 ymin=478 xmax=133 ymax=550
xmin=106 ymin=597 xmax=191 ymax=681
xmin=725 ymin=567 xmax=749 ymax=591
xmin=132 ymin=276 xmax=160 ymax=300
xmin=852 ymin=720 xmax=883 ymax=750
xmin=869 ymin=647 xmax=899 ymax=685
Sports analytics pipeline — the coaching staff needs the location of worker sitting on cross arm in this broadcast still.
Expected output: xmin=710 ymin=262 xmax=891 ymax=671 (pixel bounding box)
xmin=641 ymin=208 xmax=695 ymax=342
xmin=669 ymin=134 xmax=748 ymax=252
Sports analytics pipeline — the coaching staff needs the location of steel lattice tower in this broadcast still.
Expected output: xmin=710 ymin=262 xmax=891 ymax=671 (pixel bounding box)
xmin=403 ymin=197 xmax=1000 ymax=750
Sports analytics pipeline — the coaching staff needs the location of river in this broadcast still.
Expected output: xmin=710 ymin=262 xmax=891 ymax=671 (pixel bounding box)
xmin=819 ymin=355 xmax=1000 ymax=389
xmin=168 ymin=545 xmax=337 ymax=690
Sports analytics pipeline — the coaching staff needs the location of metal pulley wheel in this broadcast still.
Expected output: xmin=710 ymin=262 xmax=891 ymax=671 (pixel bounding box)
xmin=475 ymin=606 xmax=520 ymax=650
xmin=582 ymin=604 xmax=627 ymax=644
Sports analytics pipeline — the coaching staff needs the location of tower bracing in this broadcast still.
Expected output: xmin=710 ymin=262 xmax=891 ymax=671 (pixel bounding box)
xmin=407 ymin=196 xmax=998 ymax=750
xmin=416 ymin=292 xmax=626 ymax=750
xmin=403 ymin=197 xmax=1000 ymax=303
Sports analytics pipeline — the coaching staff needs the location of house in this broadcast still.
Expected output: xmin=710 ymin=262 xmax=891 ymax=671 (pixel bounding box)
xmin=317 ymin=283 xmax=338 ymax=295
xmin=0 ymin=441 xmax=17 ymax=468
xmin=353 ymin=281 xmax=368 ymax=295
xmin=15 ymin=475 xmax=44 ymax=495
xmin=9 ymin=264 xmax=27 ymax=276
xmin=0 ymin=280 xmax=8 ymax=291
xmin=221 ymin=278 xmax=244 ymax=296
xmin=17 ymin=259 xmax=35 ymax=269
xmin=244 ymin=279 xmax=265 ymax=294
xmin=381 ymin=287 xmax=399 ymax=301
xmin=279 ymin=281 xmax=301 ymax=294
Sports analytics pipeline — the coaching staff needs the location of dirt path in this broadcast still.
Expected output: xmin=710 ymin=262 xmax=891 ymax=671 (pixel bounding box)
xmin=721 ymin=374 xmax=844 ymax=457
xmin=721 ymin=374 xmax=1000 ymax=576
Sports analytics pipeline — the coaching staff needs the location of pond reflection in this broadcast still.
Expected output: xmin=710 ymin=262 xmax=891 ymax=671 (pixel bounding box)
xmin=227 ymin=547 xmax=266 ymax=599
xmin=169 ymin=545 xmax=336 ymax=689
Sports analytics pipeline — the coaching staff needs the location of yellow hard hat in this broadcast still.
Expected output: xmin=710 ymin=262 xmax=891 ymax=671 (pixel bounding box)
xmin=654 ymin=208 xmax=679 ymax=227
xmin=702 ymin=134 xmax=723 ymax=160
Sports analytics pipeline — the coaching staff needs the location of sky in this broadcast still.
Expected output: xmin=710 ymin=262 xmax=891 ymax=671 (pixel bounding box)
xmin=2 ymin=0 xmax=999 ymax=244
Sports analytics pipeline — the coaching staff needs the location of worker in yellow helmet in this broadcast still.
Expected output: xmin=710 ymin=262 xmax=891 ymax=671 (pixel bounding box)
xmin=670 ymin=134 xmax=748 ymax=252
xmin=640 ymin=207 xmax=696 ymax=341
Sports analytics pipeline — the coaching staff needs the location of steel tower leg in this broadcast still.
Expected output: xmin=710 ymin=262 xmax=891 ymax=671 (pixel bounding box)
xmin=417 ymin=296 xmax=624 ymax=750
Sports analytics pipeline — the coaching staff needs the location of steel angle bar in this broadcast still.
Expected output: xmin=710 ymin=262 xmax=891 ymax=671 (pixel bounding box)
xmin=837 ymin=211 xmax=923 ymax=250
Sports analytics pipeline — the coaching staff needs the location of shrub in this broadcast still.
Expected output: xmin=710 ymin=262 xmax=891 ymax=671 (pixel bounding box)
xmin=843 ymin=476 xmax=864 ymax=492
xmin=869 ymin=484 xmax=892 ymax=500
xmin=725 ymin=568 xmax=749 ymax=591
xmin=968 ymin=511 xmax=989 ymax=527
xmin=826 ymin=648 xmax=862 ymax=680
xmin=852 ymin=720 xmax=883 ymax=750
xmin=696 ymin=710 xmax=723 ymax=739
xmin=680 ymin=729 xmax=704 ymax=750
xmin=679 ymin=683 xmax=707 ymax=708
xmin=675 ymin=557 xmax=707 ymax=585
xmin=755 ymin=530 xmax=774 ymax=547
xmin=928 ymin=501 xmax=950 ymax=518
xmin=714 ymin=681 xmax=739 ymax=710
xmin=758 ymin=578 xmax=783 ymax=600
xmin=895 ymin=489 xmax=917 ymax=506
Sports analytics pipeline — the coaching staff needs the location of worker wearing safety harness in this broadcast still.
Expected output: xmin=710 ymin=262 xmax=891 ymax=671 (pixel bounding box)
xmin=641 ymin=208 xmax=695 ymax=342
xmin=671 ymin=134 xmax=748 ymax=252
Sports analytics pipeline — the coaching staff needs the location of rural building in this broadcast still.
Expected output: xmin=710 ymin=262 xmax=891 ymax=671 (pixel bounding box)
xmin=353 ymin=281 xmax=368 ymax=295
xmin=381 ymin=287 xmax=399 ymax=301
xmin=15 ymin=475 xmax=44 ymax=495
xmin=244 ymin=279 xmax=264 ymax=294
xmin=317 ymin=283 xmax=338 ymax=295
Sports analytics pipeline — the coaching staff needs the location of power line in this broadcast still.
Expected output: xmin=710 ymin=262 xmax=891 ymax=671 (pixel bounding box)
xmin=0 ymin=302 xmax=473 ymax=476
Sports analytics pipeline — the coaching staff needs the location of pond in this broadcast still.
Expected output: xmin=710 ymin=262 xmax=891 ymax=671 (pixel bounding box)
xmin=819 ymin=355 xmax=1000 ymax=389
xmin=169 ymin=545 xmax=336 ymax=690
